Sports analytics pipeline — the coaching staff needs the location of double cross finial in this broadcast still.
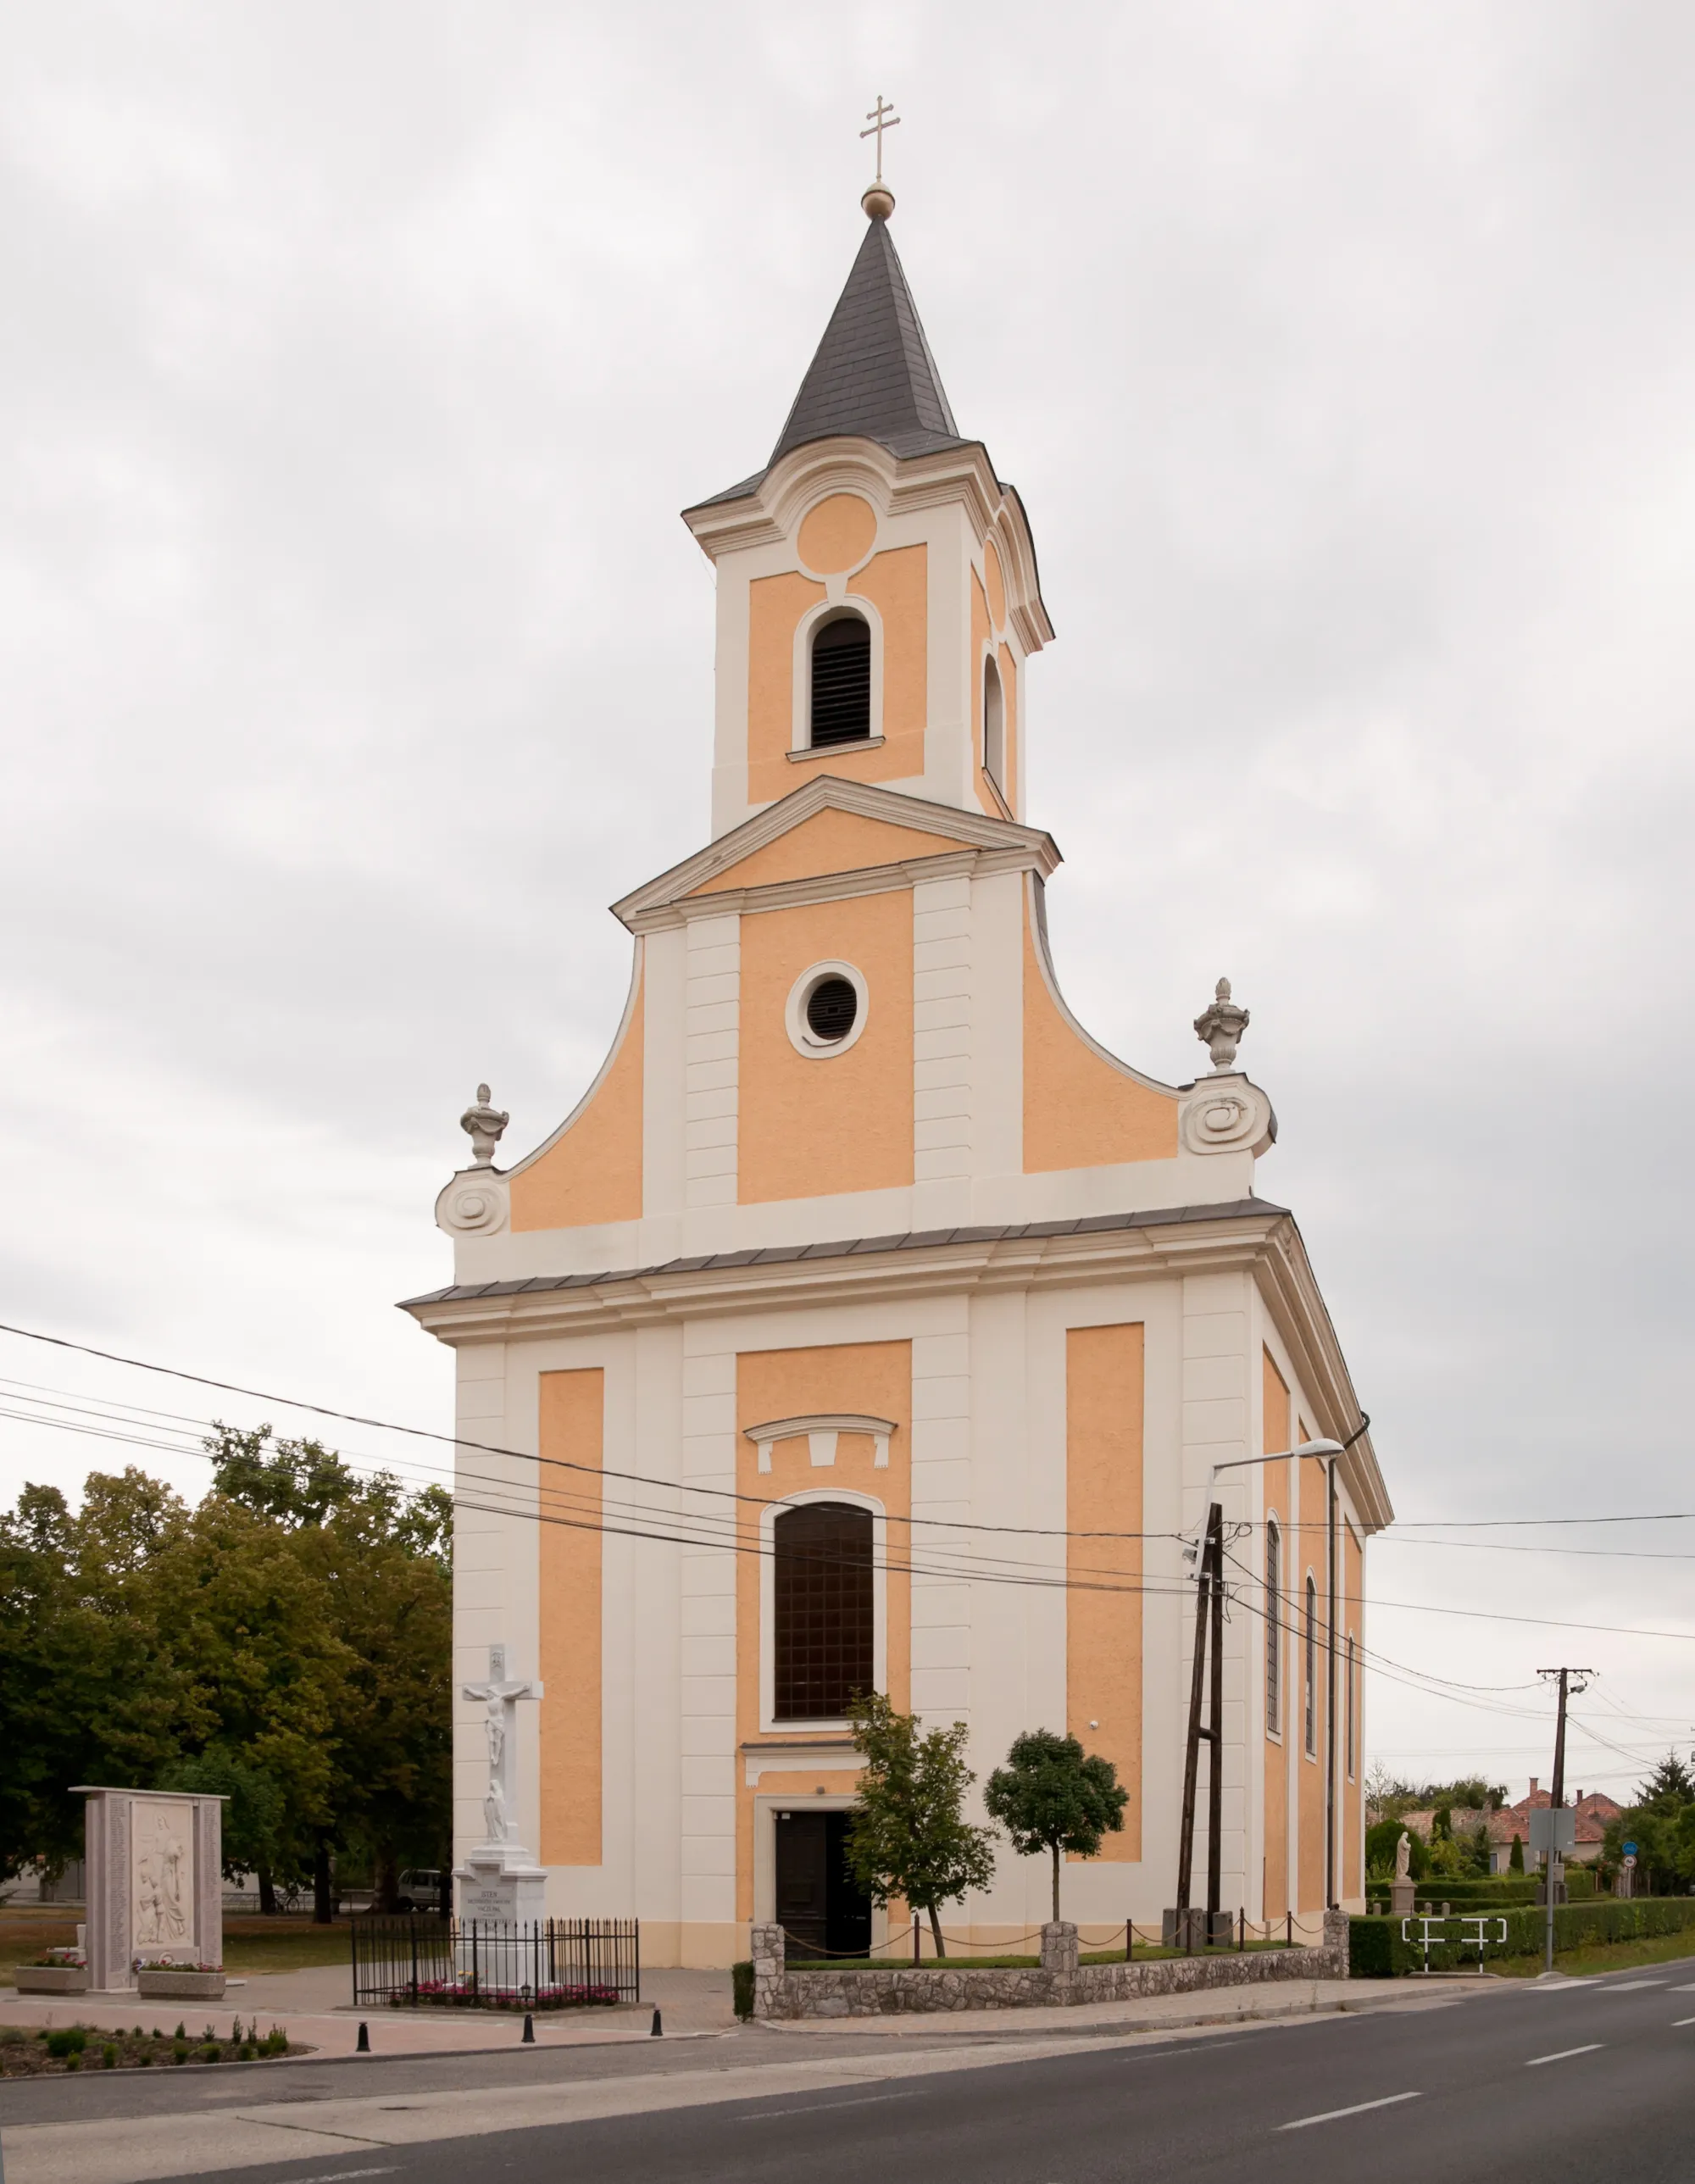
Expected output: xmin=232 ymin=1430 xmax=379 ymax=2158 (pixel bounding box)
xmin=860 ymin=94 xmax=900 ymax=186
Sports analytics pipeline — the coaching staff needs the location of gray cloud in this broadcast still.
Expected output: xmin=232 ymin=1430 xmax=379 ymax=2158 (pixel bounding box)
xmin=3 ymin=1 xmax=1690 ymax=1797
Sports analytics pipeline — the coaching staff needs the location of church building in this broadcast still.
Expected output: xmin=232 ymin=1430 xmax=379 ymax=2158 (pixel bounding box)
xmin=404 ymin=175 xmax=1392 ymax=1966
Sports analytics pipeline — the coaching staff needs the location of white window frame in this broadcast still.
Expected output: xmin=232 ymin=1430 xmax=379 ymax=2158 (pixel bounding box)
xmin=792 ymin=597 xmax=884 ymax=753
xmin=981 ymin=648 xmax=1005 ymax=787
xmin=760 ymin=1487 xmax=887 ymax=1736
xmin=784 ymin=959 xmax=870 ymax=1060
xmin=1264 ymin=1515 xmax=1282 ymax=1741
xmin=1303 ymin=1571 xmax=1318 ymax=1761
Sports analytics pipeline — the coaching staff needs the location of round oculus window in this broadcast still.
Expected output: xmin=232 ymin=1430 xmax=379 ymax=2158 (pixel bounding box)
xmin=804 ymin=976 xmax=859 ymax=1043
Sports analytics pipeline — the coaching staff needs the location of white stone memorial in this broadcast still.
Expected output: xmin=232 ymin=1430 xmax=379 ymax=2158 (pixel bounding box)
xmin=453 ymin=1646 xmax=547 ymax=1924
xmin=75 ymin=1786 xmax=225 ymax=1993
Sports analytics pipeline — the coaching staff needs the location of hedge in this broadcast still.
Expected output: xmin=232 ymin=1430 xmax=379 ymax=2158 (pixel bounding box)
xmin=731 ymin=1960 xmax=755 ymax=2020
xmin=1350 ymin=1893 xmax=1695 ymax=1976
xmin=1363 ymin=1870 xmax=1595 ymax=1910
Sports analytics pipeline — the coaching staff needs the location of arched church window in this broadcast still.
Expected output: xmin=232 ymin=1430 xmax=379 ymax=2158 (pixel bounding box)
xmin=773 ymin=1501 xmax=874 ymax=1721
xmin=983 ymin=654 xmax=1005 ymax=786
xmin=1303 ymin=1574 xmax=1318 ymax=1758
xmin=809 ymin=614 xmax=872 ymax=747
xmin=1264 ymin=1520 xmax=1281 ymax=1736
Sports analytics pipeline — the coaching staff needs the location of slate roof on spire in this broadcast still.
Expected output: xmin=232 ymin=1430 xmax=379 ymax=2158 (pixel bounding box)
xmin=689 ymin=215 xmax=973 ymax=509
xmin=770 ymin=216 xmax=965 ymax=464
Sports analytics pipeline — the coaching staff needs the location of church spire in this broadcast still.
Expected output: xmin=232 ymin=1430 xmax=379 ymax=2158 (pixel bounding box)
xmin=766 ymin=207 xmax=964 ymax=470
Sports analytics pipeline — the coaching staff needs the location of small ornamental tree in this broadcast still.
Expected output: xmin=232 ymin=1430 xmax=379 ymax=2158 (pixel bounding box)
xmin=1509 ymin=1832 xmax=1525 ymax=1872
xmin=844 ymin=1692 xmax=997 ymax=1961
xmin=984 ymin=1729 xmax=1127 ymax=1923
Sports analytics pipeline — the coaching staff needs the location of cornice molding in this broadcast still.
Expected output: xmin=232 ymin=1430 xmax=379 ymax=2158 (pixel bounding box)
xmin=681 ymin=436 xmax=1054 ymax=649
xmin=611 ymin=775 xmax=1058 ymax=932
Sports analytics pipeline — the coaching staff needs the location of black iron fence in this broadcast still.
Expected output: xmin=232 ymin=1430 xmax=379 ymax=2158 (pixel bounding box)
xmin=350 ymin=1918 xmax=639 ymax=2010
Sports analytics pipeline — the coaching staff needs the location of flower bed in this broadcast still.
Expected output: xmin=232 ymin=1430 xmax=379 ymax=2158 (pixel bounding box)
xmin=0 ymin=2020 xmax=300 ymax=2076
xmin=136 ymin=1962 xmax=226 ymax=2001
xmin=396 ymin=1978 xmax=623 ymax=2011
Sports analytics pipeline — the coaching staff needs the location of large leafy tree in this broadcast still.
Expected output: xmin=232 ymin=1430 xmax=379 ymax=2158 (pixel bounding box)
xmin=0 ymin=1431 xmax=451 ymax=1916
xmin=984 ymin=1729 xmax=1127 ymax=1922
xmin=842 ymin=1692 xmax=997 ymax=1961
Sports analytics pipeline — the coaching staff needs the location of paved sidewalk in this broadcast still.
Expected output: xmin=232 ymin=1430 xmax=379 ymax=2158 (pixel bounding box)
xmin=0 ymin=1964 xmax=736 ymax=2059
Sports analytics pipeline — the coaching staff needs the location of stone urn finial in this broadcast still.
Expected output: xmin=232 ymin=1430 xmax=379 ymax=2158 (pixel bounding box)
xmin=459 ymin=1082 xmax=509 ymax=1167
xmin=1193 ymin=978 xmax=1250 ymax=1074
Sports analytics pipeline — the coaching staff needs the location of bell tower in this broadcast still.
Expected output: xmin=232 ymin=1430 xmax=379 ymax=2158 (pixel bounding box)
xmin=682 ymin=184 xmax=1053 ymax=841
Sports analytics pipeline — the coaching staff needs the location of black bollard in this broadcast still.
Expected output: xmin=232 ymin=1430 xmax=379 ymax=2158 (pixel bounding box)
xmin=650 ymin=2009 xmax=663 ymax=2037
xmin=521 ymin=2013 xmax=535 ymax=2045
xmin=355 ymin=2022 xmax=370 ymax=2054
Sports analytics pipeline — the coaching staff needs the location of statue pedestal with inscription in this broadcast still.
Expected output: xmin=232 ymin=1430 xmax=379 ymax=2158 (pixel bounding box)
xmin=75 ymin=1786 xmax=225 ymax=1994
xmin=1389 ymin=1879 xmax=1415 ymax=1918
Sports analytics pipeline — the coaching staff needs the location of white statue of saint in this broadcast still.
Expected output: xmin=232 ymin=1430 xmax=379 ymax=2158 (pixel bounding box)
xmin=1394 ymin=1829 xmax=1412 ymax=1882
xmin=483 ymin=1775 xmax=509 ymax=1843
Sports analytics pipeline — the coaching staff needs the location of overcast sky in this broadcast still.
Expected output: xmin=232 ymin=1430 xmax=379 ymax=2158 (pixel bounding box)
xmin=3 ymin=2 xmax=1692 ymax=1803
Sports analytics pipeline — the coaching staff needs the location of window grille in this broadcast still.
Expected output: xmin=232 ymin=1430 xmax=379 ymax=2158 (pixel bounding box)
xmin=809 ymin=616 xmax=871 ymax=746
xmin=1264 ymin=1521 xmax=1281 ymax=1735
xmin=773 ymin=1501 xmax=874 ymax=1721
xmin=1303 ymin=1574 xmax=1318 ymax=1758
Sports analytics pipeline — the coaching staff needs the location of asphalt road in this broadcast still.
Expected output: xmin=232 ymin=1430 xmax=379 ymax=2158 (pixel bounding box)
xmin=8 ymin=1964 xmax=1695 ymax=2184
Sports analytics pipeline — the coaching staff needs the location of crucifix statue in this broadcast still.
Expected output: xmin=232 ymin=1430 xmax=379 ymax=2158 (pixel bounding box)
xmin=461 ymin=1644 xmax=544 ymax=1849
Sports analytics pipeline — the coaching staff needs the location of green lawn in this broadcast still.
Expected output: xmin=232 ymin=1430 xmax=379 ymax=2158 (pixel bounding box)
xmin=0 ymin=1909 xmax=354 ymax=1987
xmin=1487 ymin=1931 xmax=1695 ymax=1981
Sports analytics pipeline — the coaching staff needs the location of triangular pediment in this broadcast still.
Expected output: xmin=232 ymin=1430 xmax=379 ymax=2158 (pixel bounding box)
xmin=612 ymin=777 xmax=1058 ymax=931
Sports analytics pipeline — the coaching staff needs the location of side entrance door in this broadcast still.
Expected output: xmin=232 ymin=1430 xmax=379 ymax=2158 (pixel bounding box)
xmin=773 ymin=1810 xmax=872 ymax=1961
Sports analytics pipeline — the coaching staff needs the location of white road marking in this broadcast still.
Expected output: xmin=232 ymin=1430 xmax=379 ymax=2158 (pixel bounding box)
xmin=1277 ymin=2092 xmax=1421 ymax=2131
xmin=1599 ymin=1980 xmax=1665 ymax=1992
xmin=1672 ymin=2016 xmax=1695 ymax=2027
xmin=751 ymin=2091 xmax=918 ymax=2120
xmin=295 ymin=2173 xmax=396 ymax=2182
xmin=1667 ymin=1983 xmax=1695 ymax=1992
xmin=1526 ymin=2044 xmax=1603 ymax=2066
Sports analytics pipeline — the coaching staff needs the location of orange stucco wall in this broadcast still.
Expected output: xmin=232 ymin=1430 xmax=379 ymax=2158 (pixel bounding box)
xmin=1022 ymin=903 xmax=1180 ymax=1172
xmin=690 ymin=808 xmax=964 ymax=897
xmin=983 ymin=537 xmax=1006 ymax=630
xmin=1065 ymin=1324 xmax=1143 ymax=1861
xmin=734 ymin=1340 xmax=912 ymax=1924
xmin=737 ymin=891 xmax=914 ymax=1203
xmin=745 ymin=547 xmax=928 ymax=807
xmin=748 ymin=570 xmax=825 ymax=784
xmin=1261 ymin=1351 xmax=1291 ymax=1921
xmin=510 ymin=970 xmax=643 ymax=1231
xmin=797 ymin=492 xmax=877 ymax=575
xmin=538 ymin=1369 xmax=603 ymax=1866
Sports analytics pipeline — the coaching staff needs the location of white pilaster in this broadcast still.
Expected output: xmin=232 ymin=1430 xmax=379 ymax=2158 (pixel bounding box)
xmin=683 ymin=912 xmax=739 ymax=1254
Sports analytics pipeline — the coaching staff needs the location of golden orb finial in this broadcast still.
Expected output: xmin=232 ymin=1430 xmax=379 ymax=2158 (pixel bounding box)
xmin=861 ymin=183 xmax=895 ymax=221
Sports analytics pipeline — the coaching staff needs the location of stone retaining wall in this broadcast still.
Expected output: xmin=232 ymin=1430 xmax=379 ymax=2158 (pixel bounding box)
xmin=749 ymin=1914 xmax=1349 ymax=2019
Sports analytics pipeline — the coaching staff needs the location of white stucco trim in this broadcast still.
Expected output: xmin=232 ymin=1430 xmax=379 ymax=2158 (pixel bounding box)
xmin=759 ymin=1487 xmax=888 ymax=1737
xmin=784 ymin=959 xmax=870 ymax=1059
xmin=744 ymin=1413 xmax=896 ymax=1473
xmin=792 ymin=595 xmax=885 ymax=752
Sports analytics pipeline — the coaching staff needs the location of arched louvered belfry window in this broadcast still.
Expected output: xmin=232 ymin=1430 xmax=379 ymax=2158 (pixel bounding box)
xmin=983 ymin=654 xmax=1005 ymax=786
xmin=809 ymin=614 xmax=872 ymax=747
xmin=773 ymin=1501 xmax=874 ymax=1720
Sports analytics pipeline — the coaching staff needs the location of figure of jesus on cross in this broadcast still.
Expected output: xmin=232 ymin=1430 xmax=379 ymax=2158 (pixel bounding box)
xmin=462 ymin=1644 xmax=544 ymax=1849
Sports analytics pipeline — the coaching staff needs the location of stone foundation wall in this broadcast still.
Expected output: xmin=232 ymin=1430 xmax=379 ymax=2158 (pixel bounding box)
xmin=749 ymin=1914 xmax=1349 ymax=2020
